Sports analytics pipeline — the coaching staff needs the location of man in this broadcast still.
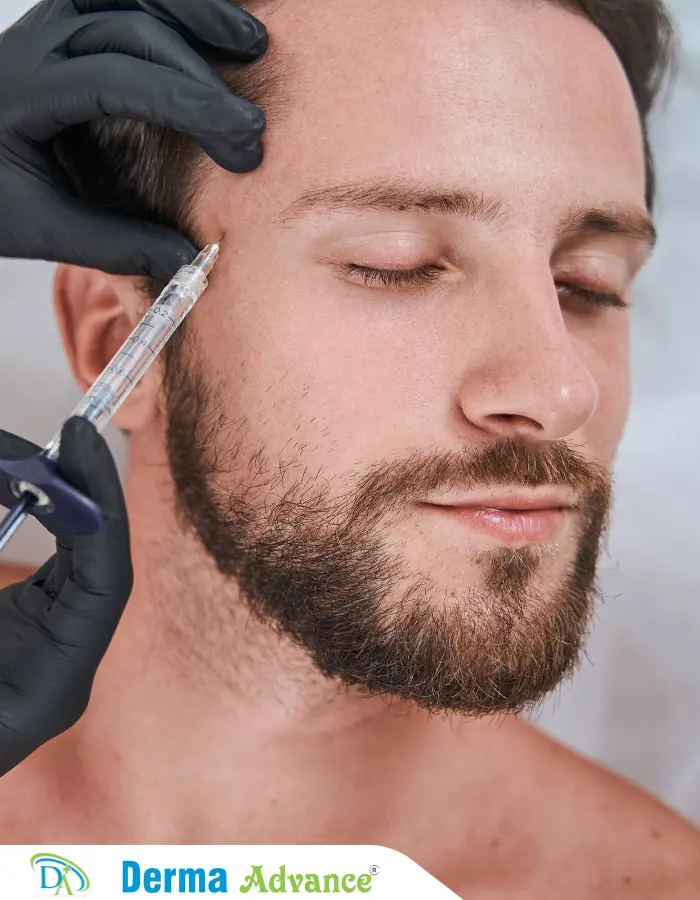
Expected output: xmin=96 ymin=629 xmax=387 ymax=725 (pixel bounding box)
xmin=1 ymin=0 xmax=699 ymax=895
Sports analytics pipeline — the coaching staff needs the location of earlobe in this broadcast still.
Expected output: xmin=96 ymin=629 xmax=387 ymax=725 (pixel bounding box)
xmin=53 ymin=265 xmax=162 ymax=433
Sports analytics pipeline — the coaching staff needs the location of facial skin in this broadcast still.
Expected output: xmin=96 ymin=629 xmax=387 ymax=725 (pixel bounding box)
xmin=55 ymin=0 xmax=652 ymax=716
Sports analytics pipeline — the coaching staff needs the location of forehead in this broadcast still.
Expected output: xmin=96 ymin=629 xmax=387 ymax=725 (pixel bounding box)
xmin=246 ymin=0 xmax=646 ymax=218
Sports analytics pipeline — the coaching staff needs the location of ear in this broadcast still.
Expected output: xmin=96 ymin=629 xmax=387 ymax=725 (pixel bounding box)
xmin=53 ymin=265 xmax=162 ymax=433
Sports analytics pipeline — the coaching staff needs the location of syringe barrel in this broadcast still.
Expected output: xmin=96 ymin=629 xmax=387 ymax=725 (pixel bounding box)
xmin=45 ymin=263 xmax=210 ymax=460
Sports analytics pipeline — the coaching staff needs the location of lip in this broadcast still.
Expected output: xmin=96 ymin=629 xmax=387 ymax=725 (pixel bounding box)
xmin=424 ymin=490 xmax=576 ymax=511
xmin=419 ymin=493 xmax=574 ymax=545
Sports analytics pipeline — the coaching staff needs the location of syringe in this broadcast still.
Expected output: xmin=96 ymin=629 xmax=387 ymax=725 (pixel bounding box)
xmin=0 ymin=244 xmax=219 ymax=555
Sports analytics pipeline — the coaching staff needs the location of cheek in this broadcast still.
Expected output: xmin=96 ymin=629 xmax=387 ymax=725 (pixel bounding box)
xmin=189 ymin=280 xmax=412 ymax=483
xmin=584 ymin=317 xmax=630 ymax=463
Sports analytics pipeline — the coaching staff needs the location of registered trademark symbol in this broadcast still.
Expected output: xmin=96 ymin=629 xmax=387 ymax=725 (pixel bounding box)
xmin=369 ymin=866 xmax=379 ymax=876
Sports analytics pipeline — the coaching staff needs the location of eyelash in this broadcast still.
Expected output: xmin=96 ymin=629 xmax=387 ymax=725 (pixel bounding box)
xmin=341 ymin=263 xmax=443 ymax=288
xmin=341 ymin=263 xmax=627 ymax=309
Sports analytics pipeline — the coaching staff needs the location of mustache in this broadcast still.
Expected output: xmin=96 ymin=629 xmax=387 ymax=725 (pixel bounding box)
xmin=347 ymin=438 xmax=612 ymax=525
xmin=195 ymin=432 xmax=613 ymax=544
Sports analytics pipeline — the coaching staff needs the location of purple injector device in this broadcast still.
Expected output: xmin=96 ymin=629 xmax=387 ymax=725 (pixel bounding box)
xmin=0 ymin=244 xmax=219 ymax=555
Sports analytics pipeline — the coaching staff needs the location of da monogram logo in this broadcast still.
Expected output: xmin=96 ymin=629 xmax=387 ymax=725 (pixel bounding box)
xmin=30 ymin=853 xmax=91 ymax=895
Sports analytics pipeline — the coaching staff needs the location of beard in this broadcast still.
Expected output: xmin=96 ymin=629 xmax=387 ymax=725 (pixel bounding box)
xmin=162 ymin=328 xmax=612 ymax=717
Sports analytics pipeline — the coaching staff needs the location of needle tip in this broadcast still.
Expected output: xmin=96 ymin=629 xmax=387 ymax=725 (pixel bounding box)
xmin=192 ymin=244 xmax=220 ymax=277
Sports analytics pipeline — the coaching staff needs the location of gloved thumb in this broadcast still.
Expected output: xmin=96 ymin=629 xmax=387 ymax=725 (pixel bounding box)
xmin=46 ymin=417 xmax=133 ymax=655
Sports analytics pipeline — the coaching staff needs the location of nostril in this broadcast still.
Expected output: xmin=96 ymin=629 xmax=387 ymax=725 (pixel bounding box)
xmin=489 ymin=413 xmax=544 ymax=432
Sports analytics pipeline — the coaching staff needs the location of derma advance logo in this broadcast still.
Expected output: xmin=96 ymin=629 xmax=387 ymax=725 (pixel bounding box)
xmin=30 ymin=853 xmax=91 ymax=895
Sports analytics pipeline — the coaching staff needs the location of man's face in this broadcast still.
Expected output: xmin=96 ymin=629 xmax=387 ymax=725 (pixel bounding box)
xmin=161 ymin=0 xmax=652 ymax=713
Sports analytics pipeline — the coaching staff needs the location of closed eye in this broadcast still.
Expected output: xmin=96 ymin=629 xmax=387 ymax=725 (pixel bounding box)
xmin=556 ymin=283 xmax=627 ymax=310
xmin=339 ymin=263 xmax=444 ymax=289
xmin=340 ymin=264 xmax=627 ymax=309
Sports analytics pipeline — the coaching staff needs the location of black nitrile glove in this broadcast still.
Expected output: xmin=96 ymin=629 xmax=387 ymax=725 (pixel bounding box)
xmin=0 ymin=0 xmax=268 ymax=279
xmin=0 ymin=417 xmax=132 ymax=777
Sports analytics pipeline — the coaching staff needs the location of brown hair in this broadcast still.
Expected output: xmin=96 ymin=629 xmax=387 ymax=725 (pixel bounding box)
xmin=58 ymin=0 xmax=676 ymax=255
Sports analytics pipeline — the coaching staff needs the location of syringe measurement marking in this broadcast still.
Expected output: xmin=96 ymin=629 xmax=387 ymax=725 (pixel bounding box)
xmin=102 ymin=366 xmax=135 ymax=388
xmin=151 ymin=306 xmax=177 ymax=328
xmin=102 ymin=306 xmax=179 ymax=385
xmin=128 ymin=337 xmax=157 ymax=357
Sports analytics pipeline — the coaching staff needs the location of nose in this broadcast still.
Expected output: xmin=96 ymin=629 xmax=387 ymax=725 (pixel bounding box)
xmin=456 ymin=276 xmax=599 ymax=443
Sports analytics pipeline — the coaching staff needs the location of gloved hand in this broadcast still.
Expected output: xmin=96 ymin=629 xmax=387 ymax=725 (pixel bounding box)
xmin=0 ymin=0 xmax=268 ymax=279
xmin=0 ymin=417 xmax=132 ymax=778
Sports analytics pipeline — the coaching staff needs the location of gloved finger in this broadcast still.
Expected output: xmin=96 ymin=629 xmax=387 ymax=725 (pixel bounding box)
xmin=43 ymin=418 xmax=133 ymax=653
xmin=73 ymin=0 xmax=268 ymax=57
xmin=6 ymin=54 xmax=265 ymax=150
xmin=30 ymin=556 xmax=59 ymax=588
xmin=0 ymin=430 xmax=41 ymax=461
xmin=0 ymin=418 xmax=129 ymax=614
xmin=0 ymin=431 xmax=73 ymax=594
xmin=51 ymin=414 xmax=127 ymax=598
xmin=197 ymin=134 xmax=264 ymax=174
xmin=14 ymin=556 xmax=61 ymax=619
xmin=0 ymin=172 xmax=200 ymax=277
xmin=66 ymin=12 xmax=233 ymax=92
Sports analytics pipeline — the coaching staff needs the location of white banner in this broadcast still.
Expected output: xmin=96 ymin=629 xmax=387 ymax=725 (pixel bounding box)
xmin=5 ymin=845 xmax=460 ymax=898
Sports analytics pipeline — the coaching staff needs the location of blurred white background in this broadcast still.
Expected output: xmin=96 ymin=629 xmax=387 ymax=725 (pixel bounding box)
xmin=0 ymin=0 xmax=698 ymax=822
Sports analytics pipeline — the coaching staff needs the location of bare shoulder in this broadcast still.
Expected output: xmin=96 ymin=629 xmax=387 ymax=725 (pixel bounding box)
xmin=513 ymin=720 xmax=700 ymax=898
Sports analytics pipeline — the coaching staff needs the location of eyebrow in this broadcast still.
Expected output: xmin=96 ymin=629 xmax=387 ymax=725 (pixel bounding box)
xmin=279 ymin=178 xmax=657 ymax=251
xmin=556 ymin=205 xmax=656 ymax=250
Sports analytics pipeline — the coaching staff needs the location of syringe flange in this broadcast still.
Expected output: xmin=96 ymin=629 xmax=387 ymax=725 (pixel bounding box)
xmin=0 ymin=452 xmax=103 ymax=534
